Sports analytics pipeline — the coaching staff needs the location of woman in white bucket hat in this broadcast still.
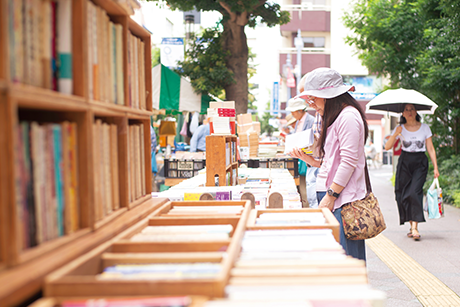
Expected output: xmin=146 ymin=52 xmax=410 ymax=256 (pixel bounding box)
xmin=292 ymin=67 xmax=368 ymax=261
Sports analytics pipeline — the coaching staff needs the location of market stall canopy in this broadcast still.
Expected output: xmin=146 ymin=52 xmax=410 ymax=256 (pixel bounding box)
xmin=366 ymin=88 xmax=438 ymax=116
xmin=152 ymin=64 xmax=210 ymax=113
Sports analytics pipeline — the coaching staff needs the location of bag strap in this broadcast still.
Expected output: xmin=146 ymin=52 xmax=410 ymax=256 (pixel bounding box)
xmin=364 ymin=163 xmax=373 ymax=194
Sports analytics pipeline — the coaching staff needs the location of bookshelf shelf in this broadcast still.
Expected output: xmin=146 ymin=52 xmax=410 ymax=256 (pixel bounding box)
xmin=0 ymin=0 xmax=156 ymax=305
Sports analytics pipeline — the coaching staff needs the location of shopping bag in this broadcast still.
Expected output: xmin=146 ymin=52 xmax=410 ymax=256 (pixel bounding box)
xmin=426 ymin=178 xmax=444 ymax=219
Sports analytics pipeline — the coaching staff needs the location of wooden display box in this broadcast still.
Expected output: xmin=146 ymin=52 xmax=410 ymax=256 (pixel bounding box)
xmin=246 ymin=208 xmax=340 ymax=243
xmin=206 ymin=135 xmax=238 ymax=187
xmin=44 ymin=201 xmax=251 ymax=299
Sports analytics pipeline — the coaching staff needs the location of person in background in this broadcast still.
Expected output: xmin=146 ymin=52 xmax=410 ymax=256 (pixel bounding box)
xmin=365 ymin=140 xmax=378 ymax=168
xmin=190 ymin=119 xmax=210 ymax=152
xmin=150 ymin=125 xmax=158 ymax=192
xmin=384 ymin=103 xmax=439 ymax=241
xmin=286 ymin=97 xmax=315 ymax=208
xmin=294 ymin=67 xmax=368 ymax=261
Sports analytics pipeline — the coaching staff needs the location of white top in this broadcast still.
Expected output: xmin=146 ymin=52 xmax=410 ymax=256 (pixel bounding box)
xmin=394 ymin=123 xmax=432 ymax=153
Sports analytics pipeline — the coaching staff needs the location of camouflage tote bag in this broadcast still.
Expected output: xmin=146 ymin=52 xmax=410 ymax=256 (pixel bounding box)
xmin=341 ymin=164 xmax=386 ymax=240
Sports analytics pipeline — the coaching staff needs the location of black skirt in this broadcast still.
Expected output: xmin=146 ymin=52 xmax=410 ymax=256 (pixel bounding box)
xmin=395 ymin=151 xmax=428 ymax=225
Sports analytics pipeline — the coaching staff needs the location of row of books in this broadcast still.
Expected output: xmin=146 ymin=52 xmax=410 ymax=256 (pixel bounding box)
xmin=127 ymin=31 xmax=147 ymax=110
xmin=98 ymin=263 xmax=222 ymax=280
xmin=128 ymin=123 xmax=146 ymax=202
xmin=15 ymin=121 xmax=79 ymax=249
xmin=86 ymin=1 xmax=124 ymax=105
xmin=93 ymin=120 xmax=120 ymax=221
xmin=8 ymin=0 xmax=73 ymax=93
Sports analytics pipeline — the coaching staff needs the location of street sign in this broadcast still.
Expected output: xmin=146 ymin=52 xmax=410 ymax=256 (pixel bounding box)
xmin=160 ymin=38 xmax=184 ymax=69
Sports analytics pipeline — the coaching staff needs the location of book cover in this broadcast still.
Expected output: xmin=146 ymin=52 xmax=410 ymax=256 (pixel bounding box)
xmin=98 ymin=120 xmax=107 ymax=217
xmin=61 ymin=296 xmax=191 ymax=307
xmin=110 ymin=22 xmax=116 ymax=104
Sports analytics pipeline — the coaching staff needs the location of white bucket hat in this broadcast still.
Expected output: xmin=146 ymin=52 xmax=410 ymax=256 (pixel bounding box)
xmin=286 ymin=97 xmax=307 ymax=112
xmin=297 ymin=67 xmax=354 ymax=99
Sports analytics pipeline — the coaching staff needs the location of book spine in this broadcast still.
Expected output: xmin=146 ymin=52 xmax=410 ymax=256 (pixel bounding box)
xmin=103 ymin=123 xmax=112 ymax=216
xmin=110 ymin=124 xmax=120 ymax=210
xmin=52 ymin=125 xmax=64 ymax=237
xmin=115 ymin=24 xmax=124 ymax=105
xmin=140 ymin=124 xmax=145 ymax=196
xmin=57 ymin=0 xmax=73 ymax=94
xmin=87 ymin=0 xmax=93 ymax=99
xmin=61 ymin=121 xmax=72 ymax=235
xmin=30 ymin=122 xmax=44 ymax=245
xmin=69 ymin=122 xmax=79 ymax=232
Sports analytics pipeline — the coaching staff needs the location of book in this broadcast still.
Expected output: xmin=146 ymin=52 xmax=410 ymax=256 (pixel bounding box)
xmin=114 ymin=23 xmax=124 ymax=105
xmin=52 ymin=124 xmax=64 ymax=237
xmin=110 ymin=124 xmax=120 ymax=210
xmin=57 ymin=0 xmax=73 ymax=94
xmin=69 ymin=122 xmax=79 ymax=232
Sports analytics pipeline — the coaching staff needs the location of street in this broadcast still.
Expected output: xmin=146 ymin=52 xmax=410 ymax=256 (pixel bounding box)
xmin=367 ymin=164 xmax=460 ymax=306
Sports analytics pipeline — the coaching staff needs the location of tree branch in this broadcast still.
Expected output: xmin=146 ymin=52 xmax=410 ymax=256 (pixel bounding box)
xmin=219 ymin=1 xmax=236 ymax=22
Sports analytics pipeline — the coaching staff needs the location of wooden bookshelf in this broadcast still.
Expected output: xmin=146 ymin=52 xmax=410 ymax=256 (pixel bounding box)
xmin=0 ymin=0 xmax=157 ymax=305
xmin=206 ymin=135 xmax=238 ymax=187
xmin=44 ymin=201 xmax=251 ymax=298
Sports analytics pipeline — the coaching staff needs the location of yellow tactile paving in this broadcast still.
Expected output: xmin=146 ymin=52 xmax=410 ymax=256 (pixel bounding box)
xmin=367 ymin=234 xmax=460 ymax=306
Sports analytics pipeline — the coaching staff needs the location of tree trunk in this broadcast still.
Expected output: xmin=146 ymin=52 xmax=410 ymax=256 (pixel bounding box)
xmin=222 ymin=20 xmax=248 ymax=115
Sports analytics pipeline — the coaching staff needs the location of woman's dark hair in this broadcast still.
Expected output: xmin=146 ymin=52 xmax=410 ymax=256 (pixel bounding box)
xmin=399 ymin=104 xmax=421 ymax=124
xmin=317 ymin=92 xmax=369 ymax=157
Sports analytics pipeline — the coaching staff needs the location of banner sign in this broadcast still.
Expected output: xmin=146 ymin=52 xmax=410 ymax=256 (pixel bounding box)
xmin=160 ymin=38 xmax=184 ymax=69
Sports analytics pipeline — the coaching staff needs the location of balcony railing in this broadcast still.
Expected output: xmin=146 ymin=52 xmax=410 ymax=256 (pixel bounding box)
xmin=279 ymin=47 xmax=331 ymax=54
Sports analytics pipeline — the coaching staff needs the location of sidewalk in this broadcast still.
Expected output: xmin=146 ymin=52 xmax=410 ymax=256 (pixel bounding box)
xmin=366 ymin=164 xmax=460 ymax=306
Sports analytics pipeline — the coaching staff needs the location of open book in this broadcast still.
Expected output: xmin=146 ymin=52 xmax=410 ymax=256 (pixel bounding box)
xmin=283 ymin=128 xmax=316 ymax=155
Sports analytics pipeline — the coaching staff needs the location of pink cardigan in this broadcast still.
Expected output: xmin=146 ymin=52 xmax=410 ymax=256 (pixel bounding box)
xmin=323 ymin=106 xmax=367 ymax=211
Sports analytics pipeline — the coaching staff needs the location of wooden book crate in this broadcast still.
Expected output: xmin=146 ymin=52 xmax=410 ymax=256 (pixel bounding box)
xmin=44 ymin=201 xmax=251 ymax=299
xmin=246 ymin=208 xmax=340 ymax=242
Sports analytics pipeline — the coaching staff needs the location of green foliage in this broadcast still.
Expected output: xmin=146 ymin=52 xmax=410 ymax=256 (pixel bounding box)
xmin=146 ymin=0 xmax=290 ymax=114
xmin=344 ymin=0 xmax=460 ymax=158
xmin=423 ymin=154 xmax=460 ymax=207
xmin=259 ymin=102 xmax=276 ymax=135
xmin=175 ymin=28 xmax=234 ymax=97
xmin=146 ymin=0 xmax=290 ymax=29
xmin=151 ymin=47 xmax=161 ymax=68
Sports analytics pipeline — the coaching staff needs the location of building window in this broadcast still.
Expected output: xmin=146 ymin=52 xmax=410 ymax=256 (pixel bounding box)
xmin=302 ymin=37 xmax=325 ymax=48
xmin=301 ymin=0 xmax=326 ymax=5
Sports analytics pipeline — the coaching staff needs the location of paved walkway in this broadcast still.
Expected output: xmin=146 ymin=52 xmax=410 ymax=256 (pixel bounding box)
xmin=366 ymin=164 xmax=460 ymax=306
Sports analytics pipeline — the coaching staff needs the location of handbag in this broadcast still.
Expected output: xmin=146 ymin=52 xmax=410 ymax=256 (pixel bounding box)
xmin=426 ymin=178 xmax=444 ymax=219
xmin=341 ymin=164 xmax=386 ymax=240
